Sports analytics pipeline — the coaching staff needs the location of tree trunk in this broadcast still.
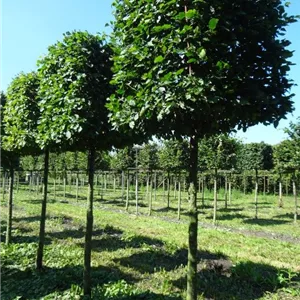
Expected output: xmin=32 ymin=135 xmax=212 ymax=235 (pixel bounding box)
xmin=178 ymin=179 xmax=181 ymax=220
xmin=2 ymin=172 xmax=6 ymax=201
xmin=224 ymin=176 xmax=228 ymax=209
xmin=228 ymin=179 xmax=232 ymax=206
xmin=6 ymin=167 xmax=14 ymax=245
xmin=76 ymin=172 xmax=79 ymax=202
xmin=293 ymin=177 xmax=297 ymax=224
xmin=83 ymin=147 xmax=95 ymax=297
xmin=135 ymin=170 xmax=138 ymax=215
xmin=36 ymin=149 xmax=49 ymax=270
xmin=213 ymin=169 xmax=218 ymax=226
xmin=126 ymin=171 xmax=129 ymax=211
xmin=167 ymin=172 xmax=170 ymax=208
xmin=201 ymin=176 xmax=205 ymax=209
xmin=16 ymin=171 xmax=19 ymax=193
xmin=254 ymin=169 xmax=258 ymax=219
xmin=149 ymin=173 xmax=153 ymax=216
xmin=186 ymin=135 xmax=198 ymax=300
xmin=53 ymin=171 xmax=56 ymax=201
xmin=63 ymin=175 xmax=66 ymax=201
xmin=263 ymin=176 xmax=266 ymax=196
xmin=278 ymin=173 xmax=283 ymax=208
xmin=121 ymin=171 xmax=125 ymax=201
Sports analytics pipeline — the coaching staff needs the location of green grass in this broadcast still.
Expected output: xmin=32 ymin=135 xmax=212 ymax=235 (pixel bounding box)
xmin=1 ymin=183 xmax=300 ymax=299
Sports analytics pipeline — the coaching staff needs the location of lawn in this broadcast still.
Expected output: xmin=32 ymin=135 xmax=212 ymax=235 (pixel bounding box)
xmin=1 ymin=182 xmax=300 ymax=299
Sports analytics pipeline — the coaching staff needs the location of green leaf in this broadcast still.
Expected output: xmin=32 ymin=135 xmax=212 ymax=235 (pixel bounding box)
xmin=208 ymin=18 xmax=219 ymax=30
xmin=154 ymin=56 xmax=164 ymax=63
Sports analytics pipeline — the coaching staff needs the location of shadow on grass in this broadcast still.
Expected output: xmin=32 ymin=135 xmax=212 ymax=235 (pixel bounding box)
xmin=210 ymin=213 xmax=248 ymax=221
xmin=218 ymin=207 xmax=244 ymax=213
xmin=14 ymin=216 xmax=41 ymax=223
xmin=274 ymin=213 xmax=296 ymax=220
xmin=172 ymin=261 xmax=297 ymax=300
xmin=1 ymin=264 xmax=136 ymax=300
xmin=23 ymin=198 xmax=57 ymax=204
xmin=243 ymin=218 xmax=290 ymax=226
xmin=153 ymin=207 xmax=179 ymax=213
xmin=48 ymin=226 xmax=123 ymax=241
xmin=115 ymin=248 xmax=226 ymax=274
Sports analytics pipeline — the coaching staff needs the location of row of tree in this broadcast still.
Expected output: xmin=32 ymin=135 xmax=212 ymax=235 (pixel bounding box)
xmin=1 ymin=1 xmax=299 ymax=298
xmin=5 ymin=131 xmax=298 ymax=175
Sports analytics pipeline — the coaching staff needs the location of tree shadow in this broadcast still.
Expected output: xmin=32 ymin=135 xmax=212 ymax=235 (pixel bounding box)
xmin=114 ymin=248 xmax=227 ymax=274
xmin=23 ymin=199 xmax=57 ymax=204
xmin=274 ymin=213 xmax=296 ymax=220
xmin=212 ymin=213 xmax=248 ymax=221
xmin=153 ymin=207 xmax=180 ymax=213
xmin=243 ymin=218 xmax=290 ymax=226
xmin=63 ymin=192 xmax=86 ymax=200
xmin=49 ymin=226 xmax=123 ymax=241
xmin=14 ymin=216 xmax=42 ymax=223
xmin=172 ymin=261 xmax=298 ymax=300
xmin=218 ymin=207 xmax=244 ymax=213
xmin=96 ymin=198 xmax=126 ymax=207
xmin=1 ymin=264 xmax=136 ymax=300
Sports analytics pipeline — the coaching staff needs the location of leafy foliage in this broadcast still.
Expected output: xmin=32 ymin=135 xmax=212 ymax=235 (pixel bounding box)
xmin=237 ymin=142 xmax=273 ymax=171
xmin=198 ymin=135 xmax=241 ymax=171
xmin=2 ymin=72 xmax=40 ymax=153
xmin=37 ymin=31 xmax=125 ymax=151
xmin=108 ymin=0 xmax=297 ymax=138
xmin=138 ymin=143 xmax=159 ymax=170
xmin=158 ymin=139 xmax=189 ymax=172
xmin=110 ymin=147 xmax=135 ymax=170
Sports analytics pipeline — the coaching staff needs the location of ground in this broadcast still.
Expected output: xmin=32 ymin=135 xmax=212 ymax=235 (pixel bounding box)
xmin=1 ymin=181 xmax=300 ymax=299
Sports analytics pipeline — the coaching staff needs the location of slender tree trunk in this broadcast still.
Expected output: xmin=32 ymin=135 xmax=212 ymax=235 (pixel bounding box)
xmin=201 ymin=176 xmax=205 ymax=209
xmin=254 ymin=169 xmax=258 ymax=219
xmin=6 ymin=167 xmax=14 ymax=245
xmin=293 ymin=177 xmax=297 ymax=224
xmin=278 ymin=173 xmax=283 ymax=208
xmin=113 ymin=173 xmax=116 ymax=193
xmin=121 ymin=171 xmax=125 ymax=201
xmin=36 ymin=149 xmax=49 ymax=270
xmin=83 ymin=147 xmax=95 ymax=297
xmin=63 ymin=175 xmax=66 ymax=201
xmin=167 ymin=172 xmax=170 ymax=208
xmin=154 ymin=171 xmax=157 ymax=209
xmin=263 ymin=176 xmax=266 ymax=196
xmin=178 ymin=179 xmax=181 ymax=220
xmin=16 ymin=171 xmax=19 ymax=193
xmin=36 ymin=175 xmax=39 ymax=195
xmin=228 ymin=179 xmax=232 ymax=206
xmin=135 ymin=170 xmax=138 ymax=215
xmin=76 ymin=172 xmax=79 ymax=202
xmin=2 ymin=173 xmax=6 ymax=201
xmin=149 ymin=173 xmax=153 ymax=216
xmin=187 ymin=135 xmax=198 ymax=300
xmin=53 ymin=171 xmax=56 ymax=201
xmin=224 ymin=176 xmax=228 ymax=209
xmin=286 ymin=179 xmax=289 ymax=197
xmin=213 ymin=169 xmax=218 ymax=226
xmin=126 ymin=170 xmax=129 ymax=211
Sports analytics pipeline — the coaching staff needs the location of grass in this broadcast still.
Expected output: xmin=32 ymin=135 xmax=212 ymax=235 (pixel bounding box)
xmin=1 ymin=182 xmax=300 ymax=299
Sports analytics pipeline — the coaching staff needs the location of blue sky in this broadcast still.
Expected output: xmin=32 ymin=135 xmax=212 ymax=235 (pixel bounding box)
xmin=1 ymin=0 xmax=299 ymax=145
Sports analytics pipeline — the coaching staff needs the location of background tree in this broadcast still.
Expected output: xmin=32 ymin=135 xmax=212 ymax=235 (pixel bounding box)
xmin=37 ymin=31 xmax=135 ymax=296
xmin=238 ymin=142 xmax=273 ymax=217
xmin=107 ymin=1 xmax=297 ymax=298
xmin=0 ymin=92 xmax=19 ymax=245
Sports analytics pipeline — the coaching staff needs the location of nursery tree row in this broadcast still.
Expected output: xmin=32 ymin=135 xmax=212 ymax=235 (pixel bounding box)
xmin=1 ymin=1 xmax=299 ymax=299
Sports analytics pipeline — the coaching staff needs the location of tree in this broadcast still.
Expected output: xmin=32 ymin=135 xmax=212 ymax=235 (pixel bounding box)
xmin=107 ymin=1 xmax=297 ymax=298
xmin=283 ymin=118 xmax=300 ymax=222
xmin=2 ymin=72 xmax=51 ymax=270
xmin=138 ymin=142 xmax=159 ymax=170
xmin=0 ymin=92 xmax=19 ymax=245
xmin=238 ymin=142 xmax=273 ymax=217
xmin=37 ymin=31 xmax=135 ymax=296
xmin=198 ymin=134 xmax=241 ymax=221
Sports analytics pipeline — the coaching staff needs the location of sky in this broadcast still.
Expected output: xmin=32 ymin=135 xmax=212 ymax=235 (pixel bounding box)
xmin=1 ymin=0 xmax=299 ymax=145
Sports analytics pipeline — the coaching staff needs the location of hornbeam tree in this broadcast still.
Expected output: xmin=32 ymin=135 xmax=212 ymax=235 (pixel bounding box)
xmin=0 ymin=92 xmax=19 ymax=245
xmin=107 ymin=1 xmax=297 ymax=298
xmin=37 ymin=31 xmax=135 ymax=296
